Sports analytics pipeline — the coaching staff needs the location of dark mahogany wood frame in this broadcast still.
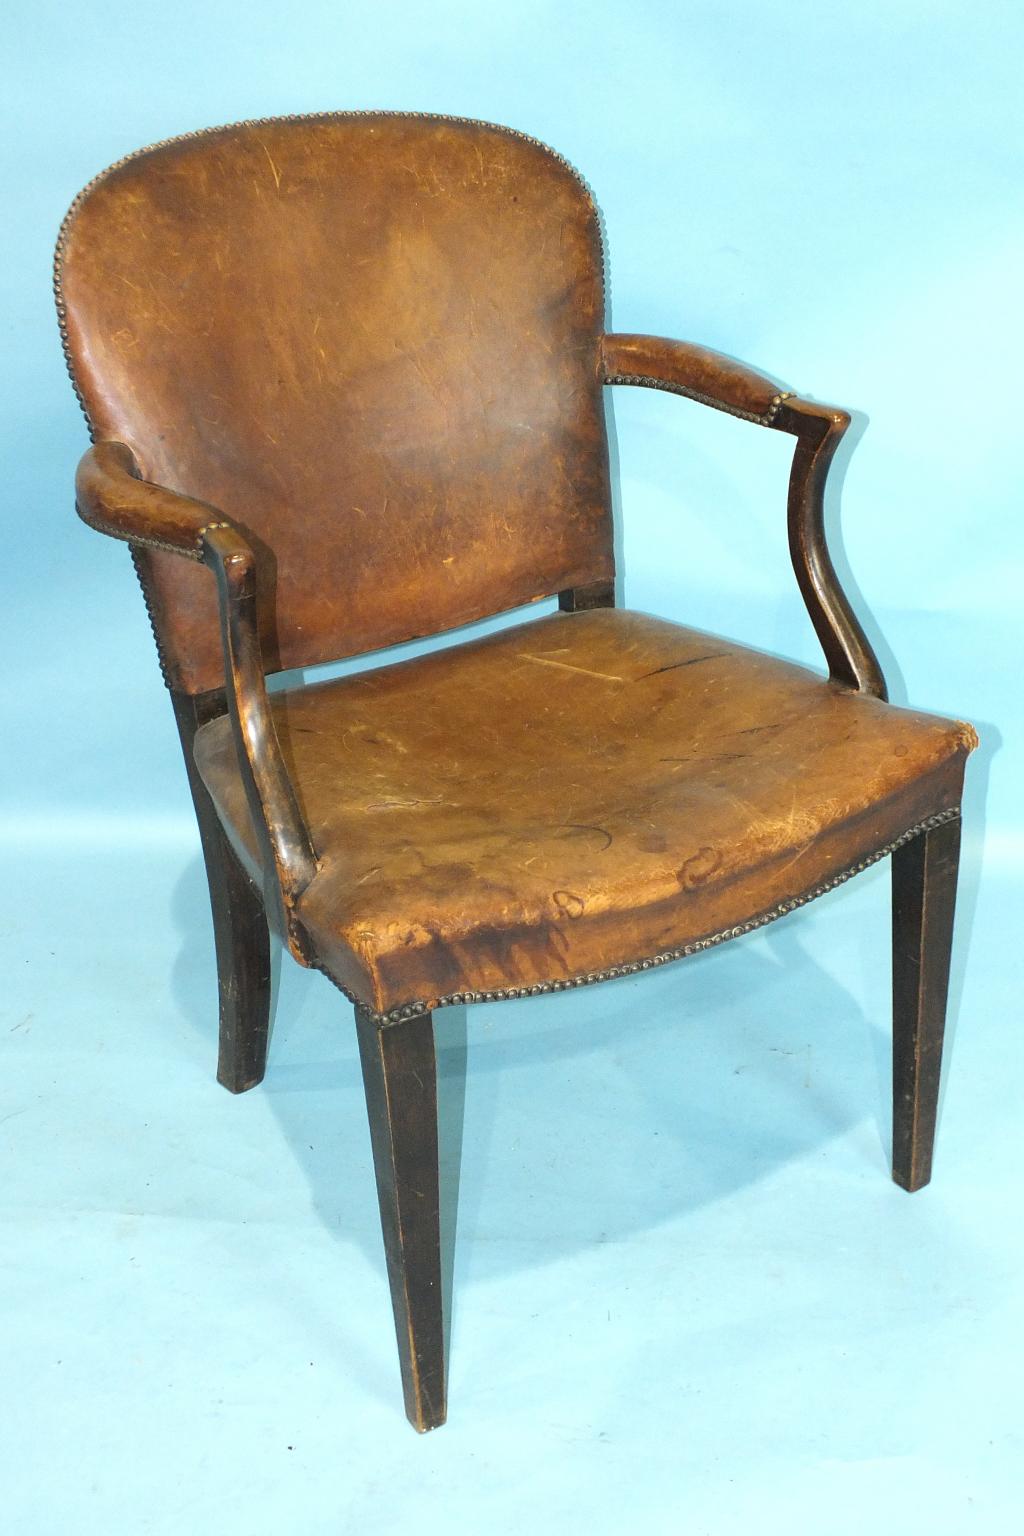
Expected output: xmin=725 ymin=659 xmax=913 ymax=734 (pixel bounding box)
xmin=61 ymin=125 xmax=967 ymax=1434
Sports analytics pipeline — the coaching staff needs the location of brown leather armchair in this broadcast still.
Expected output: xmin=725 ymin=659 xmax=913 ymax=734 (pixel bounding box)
xmin=56 ymin=112 xmax=976 ymax=1431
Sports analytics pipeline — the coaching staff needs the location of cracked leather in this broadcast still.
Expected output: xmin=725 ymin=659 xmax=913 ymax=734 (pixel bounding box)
xmin=57 ymin=114 xmax=613 ymax=694
xmin=59 ymin=113 xmax=978 ymax=1020
xmin=192 ymin=609 xmax=975 ymax=1016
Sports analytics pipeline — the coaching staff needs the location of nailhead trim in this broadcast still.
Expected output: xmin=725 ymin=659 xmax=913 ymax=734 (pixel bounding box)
xmin=75 ymin=496 xmax=205 ymax=561
xmin=54 ymin=120 xmax=959 ymax=1020
xmin=111 ymin=520 xmax=232 ymax=689
xmin=76 ymin=499 xmax=207 ymax=687
xmin=313 ymin=807 xmax=961 ymax=1027
xmin=53 ymin=110 xmax=607 ymax=689
xmin=128 ymin=545 xmax=175 ymax=686
xmin=53 ymin=109 xmax=605 ymax=442
xmin=196 ymin=520 xmax=231 ymax=555
xmin=604 ymin=373 xmax=793 ymax=428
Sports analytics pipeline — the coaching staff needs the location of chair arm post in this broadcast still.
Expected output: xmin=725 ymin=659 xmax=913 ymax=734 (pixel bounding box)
xmin=199 ymin=524 xmax=319 ymax=929
xmin=775 ymin=401 xmax=887 ymax=699
xmin=601 ymin=334 xmax=887 ymax=699
xmin=75 ymin=441 xmax=319 ymax=939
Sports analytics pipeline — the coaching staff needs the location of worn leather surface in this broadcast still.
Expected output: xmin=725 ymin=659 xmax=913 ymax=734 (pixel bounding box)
xmin=59 ymin=114 xmax=613 ymax=693
xmin=602 ymin=333 xmax=789 ymax=419
xmin=193 ymin=608 xmax=975 ymax=1015
xmin=75 ymin=440 xmax=221 ymax=555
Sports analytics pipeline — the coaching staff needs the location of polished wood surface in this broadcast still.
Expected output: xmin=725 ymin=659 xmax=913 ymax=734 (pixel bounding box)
xmin=891 ymin=815 xmax=962 ymax=1191
xmin=355 ymin=1006 xmax=445 ymax=1432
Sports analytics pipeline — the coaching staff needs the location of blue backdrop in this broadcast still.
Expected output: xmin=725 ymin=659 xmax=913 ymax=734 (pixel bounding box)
xmin=3 ymin=3 xmax=1020 ymax=1531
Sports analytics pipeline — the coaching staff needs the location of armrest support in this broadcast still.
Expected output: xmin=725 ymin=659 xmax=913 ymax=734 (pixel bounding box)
xmin=76 ymin=442 xmax=318 ymax=933
xmin=601 ymin=333 xmax=887 ymax=699
xmin=200 ymin=522 xmax=319 ymax=919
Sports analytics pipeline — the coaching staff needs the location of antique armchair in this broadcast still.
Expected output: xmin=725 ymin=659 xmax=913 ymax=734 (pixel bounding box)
xmin=56 ymin=112 xmax=976 ymax=1432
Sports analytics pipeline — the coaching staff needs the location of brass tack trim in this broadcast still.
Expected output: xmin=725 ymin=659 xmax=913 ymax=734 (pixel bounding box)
xmin=196 ymin=520 xmax=231 ymax=554
xmin=605 ymin=373 xmax=793 ymax=428
xmin=314 ymin=807 xmax=962 ymax=1027
xmin=53 ymin=110 xmax=608 ymax=690
xmin=75 ymin=497 xmax=204 ymax=561
xmin=128 ymin=546 xmax=174 ymax=685
xmin=54 ymin=109 xmax=605 ymax=443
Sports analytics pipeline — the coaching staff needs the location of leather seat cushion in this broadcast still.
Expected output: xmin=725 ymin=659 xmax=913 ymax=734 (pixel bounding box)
xmin=193 ymin=608 xmax=975 ymax=1016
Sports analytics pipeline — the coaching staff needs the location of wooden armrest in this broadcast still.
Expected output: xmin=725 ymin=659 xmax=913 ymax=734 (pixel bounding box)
xmin=601 ymin=333 xmax=886 ymax=699
xmin=75 ymin=441 xmax=318 ymax=928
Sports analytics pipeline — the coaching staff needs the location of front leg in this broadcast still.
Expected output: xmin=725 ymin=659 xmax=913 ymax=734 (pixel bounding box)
xmin=355 ymin=1005 xmax=446 ymax=1431
xmin=891 ymin=814 xmax=962 ymax=1191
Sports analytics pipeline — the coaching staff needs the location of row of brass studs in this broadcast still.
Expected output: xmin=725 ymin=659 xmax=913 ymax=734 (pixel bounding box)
xmin=320 ymin=807 xmax=962 ymax=1028
xmin=53 ymin=108 xmax=605 ymax=437
xmin=604 ymin=373 xmax=794 ymax=427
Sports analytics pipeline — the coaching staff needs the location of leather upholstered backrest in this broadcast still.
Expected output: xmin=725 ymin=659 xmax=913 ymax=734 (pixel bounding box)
xmin=57 ymin=113 xmax=614 ymax=694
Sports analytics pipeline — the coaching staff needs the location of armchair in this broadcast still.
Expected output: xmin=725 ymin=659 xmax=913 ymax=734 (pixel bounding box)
xmin=57 ymin=112 xmax=976 ymax=1431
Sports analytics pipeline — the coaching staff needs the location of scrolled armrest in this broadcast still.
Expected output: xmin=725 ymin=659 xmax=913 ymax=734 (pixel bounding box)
xmin=601 ymin=333 xmax=886 ymax=699
xmin=602 ymin=333 xmax=796 ymax=427
xmin=601 ymin=333 xmax=852 ymax=442
xmin=75 ymin=440 xmax=232 ymax=557
xmin=75 ymin=440 xmax=318 ymax=931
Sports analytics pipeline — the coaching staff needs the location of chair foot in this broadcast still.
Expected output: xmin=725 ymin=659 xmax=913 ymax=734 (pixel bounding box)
xmin=891 ymin=814 xmax=962 ymax=1192
xmin=172 ymin=690 xmax=273 ymax=1094
xmin=210 ymin=857 xmax=273 ymax=1095
xmin=355 ymin=1005 xmax=446 ymax=1432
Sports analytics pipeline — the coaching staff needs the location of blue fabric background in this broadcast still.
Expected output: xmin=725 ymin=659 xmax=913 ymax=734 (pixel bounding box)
xmin=2 ymin=3 xmax=1020 ymax=1530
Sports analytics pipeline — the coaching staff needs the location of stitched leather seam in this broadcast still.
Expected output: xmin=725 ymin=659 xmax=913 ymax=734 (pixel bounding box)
xmin=312 ymin=807 xmax=961 ymax=1027
xmin=604 ymin=373 xmax=793 ymax=427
